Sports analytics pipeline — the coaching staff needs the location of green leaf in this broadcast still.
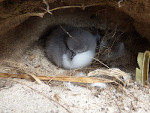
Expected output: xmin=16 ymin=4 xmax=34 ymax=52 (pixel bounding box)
xmin=136 ymin=51 xmax=150 ymax=86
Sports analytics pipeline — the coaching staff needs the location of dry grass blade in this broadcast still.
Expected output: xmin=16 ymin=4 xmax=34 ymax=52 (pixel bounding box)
xmin=59 ymin=25 xmax=77 ymax=42
xmin=1 ymin=60 xmax=43 ymax=84
xmin=26 ymin=73 xmax=43 ymax=84
xmin=0 ymin=73 xmax=114 ymax=84
xmin=88 ymin=68 xmax=131 ymax=85
xmin=43 ymin=0 xmax=52 ymax=14
xmin=92 ymin=57 xmax=110 ymax=69
xmin=47 ymin=3 xmax=105 ymax=12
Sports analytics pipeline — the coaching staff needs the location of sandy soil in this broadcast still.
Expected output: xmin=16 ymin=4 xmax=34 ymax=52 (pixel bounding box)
xmin=0 ymin=43 xmax=150 ymax=113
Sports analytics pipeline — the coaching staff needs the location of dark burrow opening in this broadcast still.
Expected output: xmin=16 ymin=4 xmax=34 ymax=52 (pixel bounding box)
xmin=40 ymin=25 xmax=149 ymax=73
xmin=37 ymin=6 xmax=150 ymax=73
xmin=0 ymin=6 xmax=149 ymax=75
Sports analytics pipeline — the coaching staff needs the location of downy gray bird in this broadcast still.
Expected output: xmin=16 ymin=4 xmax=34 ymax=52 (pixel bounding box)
xmin=45 ymin=25 xmax=97 ymax=69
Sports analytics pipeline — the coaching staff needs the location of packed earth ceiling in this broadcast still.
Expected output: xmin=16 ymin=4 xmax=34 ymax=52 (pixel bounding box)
xmin=0 ymin=0 xmax=150 ymax=40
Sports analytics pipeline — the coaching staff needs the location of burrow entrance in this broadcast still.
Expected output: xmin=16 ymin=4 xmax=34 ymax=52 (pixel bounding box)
xmin=0 ymin=6 xmax=150 ymax=75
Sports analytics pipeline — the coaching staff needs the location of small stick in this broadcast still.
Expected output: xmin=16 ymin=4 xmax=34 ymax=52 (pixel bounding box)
xmin=0 ymin=73 xmax=114 ymax=84
xmin=48 ymin=3 xmax=104 ymax=12
xmin=43 ymin=0 xmax=52 ymax=14
xmin=92 ymin=57 xmax=110 ymax=69
xmin=59 ymin=25 xmax=77 ymax=42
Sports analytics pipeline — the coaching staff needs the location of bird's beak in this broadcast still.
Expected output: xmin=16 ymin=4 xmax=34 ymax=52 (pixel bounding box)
xmin=71 ymin=52 xmax=76 ymax=60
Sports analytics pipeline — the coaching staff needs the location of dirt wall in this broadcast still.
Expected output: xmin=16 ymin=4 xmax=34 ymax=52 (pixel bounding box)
xmin=0 ymin=0 xmax=150 ymax=40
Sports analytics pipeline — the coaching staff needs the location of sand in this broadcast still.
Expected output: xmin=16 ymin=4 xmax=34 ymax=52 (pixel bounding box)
xmin=0 ymin=43 xmax=150 ymax=113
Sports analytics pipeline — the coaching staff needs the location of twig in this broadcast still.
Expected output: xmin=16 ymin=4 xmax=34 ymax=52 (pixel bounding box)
xmin=92 ymin=57 xmax=110 ymax=69
xmin=0 ymin=73 xmax=114 ymax=83
xmin=26 ymin=72 xmax=43 ymax=84
xmin=43 ymin=0 xmax=52 ymax=14
xmin=41 ymin=2 xmax=104 ymax=14
xmin=112 ymin=25 xmax=118 ymax=37
xmin=1 ymin=61 xmax=113 ymax=84
xmin=59 ymin=25 xmax=77 ymax=42
xmin=88 ymin=68 xmax=130 ymax=86
xmin=48 ymin=3 xmax=104 ymax=13
xmin=110 ymin=32 xmax=124 ymax=50
xmin=1 ymin=60 xmax=42 ymax=84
